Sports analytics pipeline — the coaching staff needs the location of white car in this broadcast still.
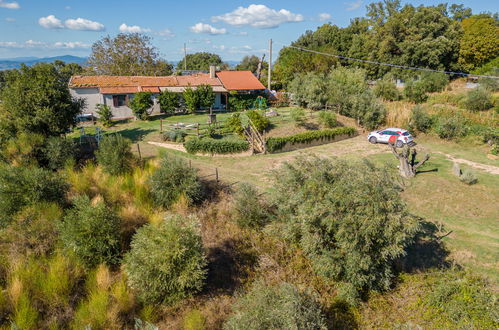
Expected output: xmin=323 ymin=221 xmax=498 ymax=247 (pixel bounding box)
xmin=367 ymin=128 xmax=415 ymax=148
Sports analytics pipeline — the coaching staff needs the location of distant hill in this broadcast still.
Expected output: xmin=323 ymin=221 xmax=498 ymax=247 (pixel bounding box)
xmin=0 ymin=55 xmax=88 ymax=70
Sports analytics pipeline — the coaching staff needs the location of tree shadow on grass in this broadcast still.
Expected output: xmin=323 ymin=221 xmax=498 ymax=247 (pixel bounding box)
xmin=114 ymin=128 xmax=157 ymax=143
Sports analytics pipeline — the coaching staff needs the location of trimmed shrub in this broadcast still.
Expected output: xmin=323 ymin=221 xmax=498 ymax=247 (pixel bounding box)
xmin=246 ymin=110 xmax=269 ymax=132
xmin=374 ymin=78 xmax=400 ymax=101
xmin=269 ymin=156 xmax=421 ymax=295
xmin=462 ymin=87 xmax=493 ymax=111
xmin=266 ymin=127 xmax=356 ymax=153
xmin=162 ymin=130 xmax=187 ymax=143
xmin=129 ymin=92 xmax=153 ymax=120
xmin=95 ymin=134 xmax=134 ymax=175
xmin=96 ymin=104 xmax=113 ymax=127
xmin=224 ymin=282 xmax=327 ymax=330
xmin=158 ymin=90 xmax=179 ymax=115
xmin=290 ymin=108 xmax=306 ymax=126
xmin=59 ymin=196 xmax=121 ymax=267
xmin=460 ymin=169 xmax=478 ymax=185
xmin=225 ymin=113 xmax=244 ymax=136
xmin=149 ymin=153 xmax=202 ymax=208
xmin=231 ymin=183 xmax=269 ymax=229
xmin=404 ymin=80 xmax=428 ymax=103
xmin=318 ymin=111 xmax=337 ymax=128
xmin=435 ymin=115 xmax=467 ymax=140
xmin=43 ymin=136 xmax=75 ymax=170
xmin=0 ymin=165 xmax=67 ymax=227
xmin=409 ymin=105 xmax=433 ymax=133
xmin=123 ymin=216 xmax=207 ymax=304
xmin=184 ymin=137 xmax=249 ymax=155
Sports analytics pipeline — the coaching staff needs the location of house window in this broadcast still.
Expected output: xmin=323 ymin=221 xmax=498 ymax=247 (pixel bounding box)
xmin=112 ymin=95 xmax=128 ymax=107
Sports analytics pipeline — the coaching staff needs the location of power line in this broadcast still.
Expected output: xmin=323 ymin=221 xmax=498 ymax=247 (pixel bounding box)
xmin=276 ymin=42 xmax=499 ymax=79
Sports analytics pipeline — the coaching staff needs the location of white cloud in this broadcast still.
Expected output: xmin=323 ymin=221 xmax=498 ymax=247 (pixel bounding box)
xmin=345 ymin=0 xmax=363 ymax=11
xmin=0 ymin=1 xmax=20 ymax=9
xmin=119 ymin=23 xmax=151 ymax=33
xmin=157 ymin=29 xmax=175 ymax=39
xmin=39 ymin=15 xmax=64 ymax=29
xmin=65 ymin=6 xmax=71 ymax=10
xmin=5 ymin=17 xmax=15 ymax=22
xmin=213 ymin=45 xmax=226 ymax=51
xmin=212 ymin=4 xmax=304 ymax=29
xmin=0 ymin=40 xmax=90 ymax=49
xmin=65 ymin=18 xmax=105 ymax=31
xmin=190 ymin=23 xmax=227 ymax=35
xmin=319 ymin=13 xmax=331 ymax=21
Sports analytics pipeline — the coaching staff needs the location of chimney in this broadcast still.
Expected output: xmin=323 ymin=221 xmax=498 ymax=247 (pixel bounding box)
xmin=209 ymin=65 xmax=216 ymax=79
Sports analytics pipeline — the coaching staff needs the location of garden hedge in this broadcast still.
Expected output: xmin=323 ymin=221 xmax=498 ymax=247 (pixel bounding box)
xmin=184 ymin=137 xmax=249 ymax=155
xmin=266 ymin=127 xmax=356 ymax=153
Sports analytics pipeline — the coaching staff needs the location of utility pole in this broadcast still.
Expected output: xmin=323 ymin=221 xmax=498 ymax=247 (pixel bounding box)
xmin=184 ymin=43 xmax=187 ymax=71
xmin=268 ymin=39 xmax=272 ymax=91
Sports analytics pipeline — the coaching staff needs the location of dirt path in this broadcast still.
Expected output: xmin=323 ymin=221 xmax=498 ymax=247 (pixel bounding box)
xmin=436 ymin=152 xmax=499 ymax=175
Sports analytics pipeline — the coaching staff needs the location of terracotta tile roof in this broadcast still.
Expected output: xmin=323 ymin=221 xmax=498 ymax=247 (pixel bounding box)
xmin=216 ymin=71 xmax=266 ymax=91
xmin=100 ymin=86 xmax=139 ymax=94
xmin=175 ymin=73 xmax=222 ymax=87
xmin=141 ymin=86 xmax=161 ymax=93
xmin=69 ymin=75 xmax=178 ymax=88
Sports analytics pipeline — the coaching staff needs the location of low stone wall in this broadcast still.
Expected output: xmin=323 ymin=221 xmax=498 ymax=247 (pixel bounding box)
xmin=273 ymin=133 xmax=357 ymax=153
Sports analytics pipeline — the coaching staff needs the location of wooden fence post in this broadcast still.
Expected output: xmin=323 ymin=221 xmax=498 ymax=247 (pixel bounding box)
xmin=137 ymin=143 xmax=142 ymax=160
xmin=197 ymin=123 xmax=200 ymax=136
xmin=215 ymin=168 xmax=219 ymax=183
xmin=160 ymin=119 xmax=163 ymax=133
xmin=189 ymin=160 xmax=192 ymax=168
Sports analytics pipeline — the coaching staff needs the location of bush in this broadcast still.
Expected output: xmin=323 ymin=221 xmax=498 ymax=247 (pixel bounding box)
xmin=478 ymin=77 xmax=499 ymax=92
xmin=96 ymin=104 xmax=113 ymax=127
xmin=462 ymin=87 xmax=493 ymax=111
xmin=43 ymin=136 xmax=75 ymax=170
xmin=435 ymin=115 xmax=467 ymax=140
xmin=404 ymin=80 xmax=428 ymax=103
xmin=0 ymin=165 xmax=68 ymax=227
xmin=409 ymin=105 xmax=433 ymax=133
xmin=129 ymin=92 xmax=153 ymax=120
xmin=228 ymin=93 xmax=262 ymax=111
xmin=158 ymin=90 xmax=179 ymax=115
xmin=162 ymin=130 xmax=187 ymax=143
xmin=459 ymin=169 xmax=478 ymax=185
xmin=149 ymin=153 xmax=202 ymax=208
xmin=353 ymin=92 xmax=387 ymax=130
xmin=95 ymin=134 xmax=134 ymax=175
xmin=183 ymin=87 xmax=199 ymax=113
xmin=224 ymin=282 xmax=327 ymax=330
xmin=266 ymin=127 xmax=356 ymax=153
xmin=184 ymin=137 xmax=249 ymax=155
xmin=419 ymin=72 xmax=449 ymax=93
xmin=290 ymin=108 xmax=306 ymax=126
xmin=196 ymin=84 xmax=215 ymax=109
xmin=59 ymin=195 xmax=121 ymax=267
xmin=269 ymin=156 xmax=421 ymax=295
xmin=123 ymin=216 xmax=207 ymax=304
xmin=246 ymin=110 xmax=270 ymax=132
xmin=318 ymin=110 xmax=337 ymax=128
xmin=374 ymin=78 xmax=400 ymax=101
xmin=225 ymin=113 xmax=244 ymax=136
xmin=231 ymin=183 xmax=269 ymax=229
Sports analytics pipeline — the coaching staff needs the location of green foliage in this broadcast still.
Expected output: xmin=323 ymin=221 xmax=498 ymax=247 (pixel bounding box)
xmin=435 ymin=115 xmax=467 ymax=139
xmin=184 ymin=137 xmax=249 ymax=155
xmin=43 ymin=136 xmax=75 ymax=170
xmin=478 ymin=76 xmax=499 ymax=92
xmin=374 ymin=78 xmax=400 ymax=101
xmin=183 ymin=309 xmax=206 ymax=330
xmin=59 ymin=195 xmax=121 ymax=267
xmin=149 ymin=153 xmax=203 ymax=208
xmin=87 ymin=33 xmax=173 ymax=75
xmin=350 ymin=91 xmax=387 ymax=130
xmin=409 ymin=105 xmax=433 ymax=133
xmin=236 ymin=55 xmax=269 ymax=74
xmin=225 ymin=113 xmax=244 ymax=136
xmin=162 ymin=130 xmax=187 ymax=143
xmin=269 ymin=156 xmax=421 ymax=295
xmin=231 ymin=183 xmax=269 ymax=229
xmin=266 ymin=127 xmax=356 ymax=153
xmin=462 ymin=87 xmax=493 ymax=111
xmin=158 ymin=90 xmax=179 ymax=115
xmin=96 ymin=104 xmax=113 ymax=127
xmin=228 ymin=93 xmax=263 ymax=111
xmin=459 ymin=169 xmax=478 ymax=185
xmin=422 ymin=271 xmax=498 ymax=328
xmin=288 ymin=72 xmax=330 ymax=109
xmin=471 ymin=56 xmax=499 ymax=75
xmin=224 ymin=282 xmax=327 ymax=330
xmin=290 ymin=108 xmax=306 ymax=125
xmin=123 ymin=216 xmax=207 ymax=304
xmin=72 ymin=286 xmax=109 ymax=329
xmin=183 ymin=86 xmax=199 ymax=114
xmin=196 ymin=84 xmax=215 ymax=109
xmin=404 ymin=80 xmax=429 ymax=103
xmin=177 ymin=52 xmax=224 ymax=71
xmin=419 ymin=72 xmax=449 ymax=93
xmin=246 ymin=110 xmax=269 ymax=132
xmin=0 ymin=63 xmax=84 ymax=144
xmin=95 ymin=134 xmax=134 ymax=175
xmin=129 ymin=92 xmax=153 ymax=120
xmin=0 ymin=165 xmax=67 ymax=227
xmin=318 ymin=110 xmax=337 ymax=128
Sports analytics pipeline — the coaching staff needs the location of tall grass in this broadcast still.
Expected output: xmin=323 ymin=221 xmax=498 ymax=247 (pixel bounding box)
xmin=384 ymin=101 xmax=412 ymax=128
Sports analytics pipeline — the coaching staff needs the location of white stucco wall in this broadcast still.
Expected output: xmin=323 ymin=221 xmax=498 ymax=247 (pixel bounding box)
xmin=70 ymin=88 xmax=103 ymax=115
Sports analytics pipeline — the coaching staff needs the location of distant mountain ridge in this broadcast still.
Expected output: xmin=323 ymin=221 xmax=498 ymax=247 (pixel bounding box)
xmin=0 ymin=55 xmax=88 ymax=70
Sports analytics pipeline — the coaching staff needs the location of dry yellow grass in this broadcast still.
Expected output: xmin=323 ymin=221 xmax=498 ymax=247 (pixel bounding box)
xmin=384 ymin=101 xmax=414 ymax=127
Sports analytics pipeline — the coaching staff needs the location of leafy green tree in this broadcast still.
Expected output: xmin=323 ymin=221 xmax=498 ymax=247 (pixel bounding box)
xmin=129 ymin=92 xmax=153 ymax=120
xmin=0 ymin=63 xmax=84 ymax=144
xmin=53 ymin=60 xmax=83 ymax=83
xmin=196 ymin=84 xmax=215 ymax=109
xmin=459 ymin=15 xmax=499 ymax=72
xmin=183 ymin=86 xmax=199 ymax=113
xmin=246 ymin=110 xmax=269 ymax=132
xmin=224 ymin=282 xmax=327 ymax=330
xmin=236 ymin=55 xmax=268 ymax=74
xmin=95 ymin=134 xmax=134 ymax=175
xmin=374 ymin=77 xmax=400 ymax=101
xmin=269 ymin=156 xmax=421 ymax=297
xmin=43 ymin=136 xmax=75 ymax=170
xmin=404 ymin=80 xmax=429 ymax=103
xmin=158 ymin=90 xmax=179 ymax=115
xmin=123 ymin=216 xmax=207 ymax=304
xmin=59 ymin=195 xmax=121 ymax=268
xmin=177 ymin=52 xmax=225 ymax=71
xmin=462 ymin=87 xmax=493 ymax=111
xmin=96 ymin=104 xmax=113 ymax=127
xmin=87 ymin=33 xmax=172 ymax=75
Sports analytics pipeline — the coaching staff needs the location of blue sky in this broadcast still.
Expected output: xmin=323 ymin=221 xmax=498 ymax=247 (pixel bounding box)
xmin=0 ymin=0 xmax=497 ymax=61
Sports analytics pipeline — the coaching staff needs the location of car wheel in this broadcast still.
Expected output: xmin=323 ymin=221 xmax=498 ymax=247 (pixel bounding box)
xmin=396 ymin=140 xmax=404 ymax=148
xmin=369 ymin=137 xmax=377 ymax=144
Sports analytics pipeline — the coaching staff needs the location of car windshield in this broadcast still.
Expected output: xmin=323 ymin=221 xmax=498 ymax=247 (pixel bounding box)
xmin=402 ymin=132 xmax=411 ymax=136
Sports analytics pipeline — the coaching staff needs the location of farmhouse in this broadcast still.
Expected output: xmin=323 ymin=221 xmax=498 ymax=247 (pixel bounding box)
xmin=69 ymin=67 xmax=266 ymax=119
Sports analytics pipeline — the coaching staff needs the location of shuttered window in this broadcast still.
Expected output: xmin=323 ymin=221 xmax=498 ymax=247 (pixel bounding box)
xmin=112 ymin=95 xmax=127 ymax=107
